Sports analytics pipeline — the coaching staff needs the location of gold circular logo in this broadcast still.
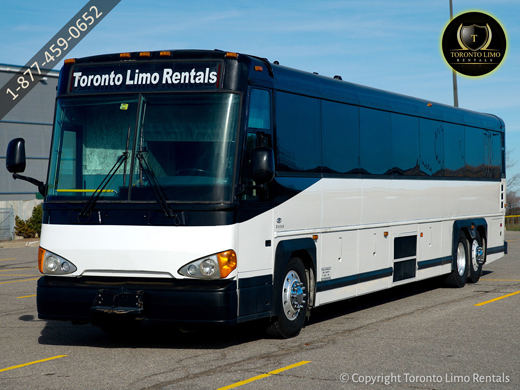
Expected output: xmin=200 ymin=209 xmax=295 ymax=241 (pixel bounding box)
xmin=442 ymin=12 xmax=507 ymax=76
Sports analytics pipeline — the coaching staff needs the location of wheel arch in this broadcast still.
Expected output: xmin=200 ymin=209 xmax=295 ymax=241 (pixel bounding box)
xmin=272 ymin=238 xmax=316 ymax=317
xmin=452 ymin=218 xmax=487 ymax=271
xmin=476 ymin=225 xmax=487 ymax=244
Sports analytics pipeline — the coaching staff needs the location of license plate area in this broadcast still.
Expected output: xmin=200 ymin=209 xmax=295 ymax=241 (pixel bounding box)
xmin=90 ymin=289 xmax=145 ymax=318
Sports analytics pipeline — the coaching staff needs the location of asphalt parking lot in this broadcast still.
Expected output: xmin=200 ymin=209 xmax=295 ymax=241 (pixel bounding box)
xmin=1 ymin=233 xmax=519 ymax=390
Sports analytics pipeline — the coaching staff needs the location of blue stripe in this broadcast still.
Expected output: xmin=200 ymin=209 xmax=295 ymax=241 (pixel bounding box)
xmin=487 ymin=245 xmax=506 ymax=255
xmin=317 ymin=267 xmax=393 ymax=292
xmin=417 ymin=256 xmax=452 ymax=270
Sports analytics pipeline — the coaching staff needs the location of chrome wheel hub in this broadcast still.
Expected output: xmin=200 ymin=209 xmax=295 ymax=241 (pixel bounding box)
xmin=471 ymin=239 xmax=484 ymax=270
xmin=282 ymin=270 xmax=307 ymax=321
xmin=457 ymin=241 xmax=466 ymax=276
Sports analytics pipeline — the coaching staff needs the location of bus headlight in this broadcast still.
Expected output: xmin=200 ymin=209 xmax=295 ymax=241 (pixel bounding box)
xmin=38 ymin=247 xmax=77 ymax=275
xmin=178 ymin=250 xmax=237 ymax=279
xmin=200 ymin=258 xmax=218 ymax=276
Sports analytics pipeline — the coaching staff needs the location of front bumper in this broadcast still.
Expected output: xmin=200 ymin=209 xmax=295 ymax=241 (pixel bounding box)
xmin=37 ymin=275 xmax=238 ymax=325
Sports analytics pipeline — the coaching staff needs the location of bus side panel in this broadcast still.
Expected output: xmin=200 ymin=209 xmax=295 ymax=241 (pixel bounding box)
xmin=321 ymin=179 xmax=499 ymax=233
xmin=356 ymin=227 xmax=392 ymax=295
xmin=272 ymin=178 xmax=322 ymax=235
xmin=236 ymin=208 xmax=274 ymax=276
xmin=316 ymin=230 xmax=358 ymax=306
xmin=320 ymin=178 xmax=362 ymax=226
xmin=388 ymin=180 xmax=499 ymax=224
xmin=486 ymin=216 xmax=506 ymax=264
xmin=236 ymin=209 xmax=275 ymax=320
xmin=416 ymin=222 xmax=446 ymax=280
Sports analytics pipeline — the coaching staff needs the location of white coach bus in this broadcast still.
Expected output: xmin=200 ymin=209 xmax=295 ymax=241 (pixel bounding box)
xmin=6 ymin=50 xmax=506 ymax=338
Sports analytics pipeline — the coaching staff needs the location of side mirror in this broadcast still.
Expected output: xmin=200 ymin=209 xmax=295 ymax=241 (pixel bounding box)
xmin=5 ymin=138 xmax=46 ymax=196
xmin=6 ymin=138 xmax=26 ymax=173
xmin=251 ymin=146 xmax=275 ymax=184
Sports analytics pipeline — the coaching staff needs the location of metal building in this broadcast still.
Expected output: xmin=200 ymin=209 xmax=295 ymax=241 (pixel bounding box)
xmin=0 ymin=64 xmax=59 ymax=231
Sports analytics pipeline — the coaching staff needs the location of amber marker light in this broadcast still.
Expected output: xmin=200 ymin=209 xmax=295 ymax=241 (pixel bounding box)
xmin=225 ymin=52 xmax=238 ymax=59
xmin=38 ymin=247 xmax=46 ymax=274
xmin=139 ymin=52 xmax=151 ymax=57
xmin=64 ymin=58 xmax=75 ymax=65
xmin=160 ymin=51 xmax=171 ymax=57
xmin=427 ymin=103 xmax=433 ymax=107
xmin=254 ymin=66 xmax=263 ymax=72
xmin=120 ymin=53 xmax=131 ymax=58
xmin=217 ymin=250 xmax=237 ymax=278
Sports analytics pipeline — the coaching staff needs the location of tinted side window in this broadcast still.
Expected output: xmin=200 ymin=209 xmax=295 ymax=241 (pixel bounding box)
xmin=360 ymin=108 xmax=391 ymax=174
xmin=444 ymin=123 xmax=465 ymax=177
xmin=391 ymin=114 xmax=419 ymax=175
xmin=490 ymin=131 xmax=503 ymax=178
xmin=420 ymin=119 xmax=444 ymax=176
xmin=322 ymin=101 xmax=359 ymax=174
xmin=248 ymin=89 xmax=271 ymax=129
xmin=465 ymin=126 xmax=486 ymax=177
xmin=275 ymin=92 xmax=321 ymax=173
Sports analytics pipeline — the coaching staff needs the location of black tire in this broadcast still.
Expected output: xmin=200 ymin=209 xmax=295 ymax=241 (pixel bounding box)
xmin=468 ymin=231 xmax=485 ymax=283
xmin=266 ymin=257 xmax=308 ymax=338
xmin=444 ymin=231 xmax=469 ymax=288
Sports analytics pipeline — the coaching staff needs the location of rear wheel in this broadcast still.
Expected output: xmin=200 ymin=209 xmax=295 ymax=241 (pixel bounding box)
xmin=444 ymin=231 xmax=469 ymax=288
xmin=266 ymin=257 xmax=308 ymax=338
xmin=468 ymin=231 xmax=485 ymax=283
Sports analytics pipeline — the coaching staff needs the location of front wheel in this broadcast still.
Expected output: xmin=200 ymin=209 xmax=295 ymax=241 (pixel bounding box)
xmin=444 ymin=231 xmax=469 ymax=288
xmin=266 ymin=257 xmax=308 ymax=338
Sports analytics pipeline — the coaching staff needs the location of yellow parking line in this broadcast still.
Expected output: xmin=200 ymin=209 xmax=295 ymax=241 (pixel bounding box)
xmin=0 ymin=267 xmax=38 ymax=273
xmin=0 ymin=355 xmax=67 ymax=373
xmin=216 ymin=361 xmax=311 ymax=390
xmin=0 ymin=278 xmax=39 ymax=285
xmin=480 ymin=279 xmax=520 ymax=282
xmin=474 ymin=291 xmax=520 ymax=307
xmin=0 ymin=274 xmax=39 ymax=277
xmin=17 ymin=294 xmax=37 ymax=299
xmin=0 ymin=258 xmax=16 ymax=261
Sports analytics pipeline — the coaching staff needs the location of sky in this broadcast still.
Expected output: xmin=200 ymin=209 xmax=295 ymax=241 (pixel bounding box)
xmin=1 ymin=0 xmax=520 ymax=182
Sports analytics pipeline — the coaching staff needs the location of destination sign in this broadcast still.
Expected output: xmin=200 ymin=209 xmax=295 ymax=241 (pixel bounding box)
xmin=69 ymin=61 xmax=221 ymax=93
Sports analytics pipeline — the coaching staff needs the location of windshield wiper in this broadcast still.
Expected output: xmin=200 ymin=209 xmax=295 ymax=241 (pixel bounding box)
xmin=123 ymin=125 xmax=131 ymax=187
xmin=79 ymin=152 xmax=128 ymax=218
xmin=136 ymin=151 xmax=180 ymax=222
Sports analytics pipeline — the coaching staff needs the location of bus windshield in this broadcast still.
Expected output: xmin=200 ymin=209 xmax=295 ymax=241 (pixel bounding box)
xmin=47 ymin=93 xmax=240 ymax=203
